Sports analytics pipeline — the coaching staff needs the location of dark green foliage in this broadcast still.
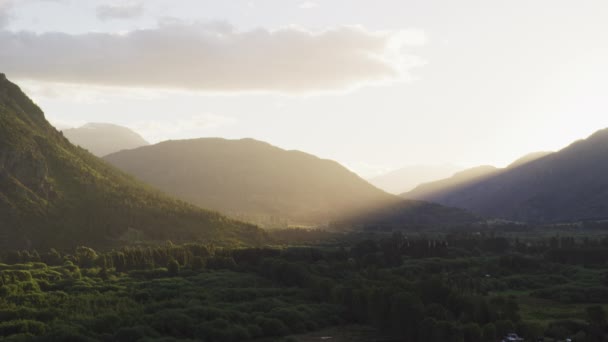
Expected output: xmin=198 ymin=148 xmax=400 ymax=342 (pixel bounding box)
xmin=167 ymin=258 xmax=179 ymax=276
xmin=0 ymin=75 xmax=266 ymax=249
xmin=0 ymin=233 xmax=607 ymax=341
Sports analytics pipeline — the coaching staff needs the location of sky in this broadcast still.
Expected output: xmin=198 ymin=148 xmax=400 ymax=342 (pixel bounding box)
xmin=1 ymin=0 xmax=608 ymax=178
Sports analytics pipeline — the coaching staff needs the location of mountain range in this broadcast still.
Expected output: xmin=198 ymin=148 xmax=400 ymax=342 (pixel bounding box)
xmin=368 ymin=164 xmax=462 ymax=194
xmin=404 ymin=135 xmax=608 ymax=222
xmin=104 ymin=138 xmax=476 ymax=228
xmin=0 ymin=73 xmax=263 ymax=249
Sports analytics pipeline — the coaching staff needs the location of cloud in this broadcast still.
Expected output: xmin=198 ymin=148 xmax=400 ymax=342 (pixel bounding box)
xmin=0 ymin=0 xmax=14 ymax=28
xmin=0 ymin=0 xmax=67 ymax=28
xmin=299 ymin=1 xmax=318 ymax=9
xmin=0 ymin=20 xmax=426 ymax=93
xmin=96 ymin=3 xmax=144 ymax=21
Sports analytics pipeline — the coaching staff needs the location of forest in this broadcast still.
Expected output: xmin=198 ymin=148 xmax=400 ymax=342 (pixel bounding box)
xmin=0 ymin=230 xmax=607 ymax=341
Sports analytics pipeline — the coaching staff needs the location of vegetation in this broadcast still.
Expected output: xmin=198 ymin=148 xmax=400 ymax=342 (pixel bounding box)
xmin=0 ymin=232 xmax=607 ymax=341
xmin=0 ymin=74 xmax=265 ymax=250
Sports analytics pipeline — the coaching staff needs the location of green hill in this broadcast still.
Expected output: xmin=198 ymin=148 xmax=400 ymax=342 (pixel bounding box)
xmin=104 ymin=138 xmax=477 ymax=228
xmin=0 ymin=73 xmax=264 ymax=249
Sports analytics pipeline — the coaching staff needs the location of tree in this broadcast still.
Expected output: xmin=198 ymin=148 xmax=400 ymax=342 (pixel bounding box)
xmin=482 ymin=323 xmax=496 ymax=342
xmin=191 ymin=256 xmax=205 ymax=271
xmin=168 ymin=257 xmax=180 ymax=276
xmin=75 ymin=246 xmax=98 ymax=268
xmin=587 ymin=305 xmax=607 ymax=327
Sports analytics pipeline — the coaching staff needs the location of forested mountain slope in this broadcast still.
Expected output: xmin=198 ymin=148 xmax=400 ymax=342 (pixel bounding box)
xmin=0 ymin=73 xmax=263 ymax=249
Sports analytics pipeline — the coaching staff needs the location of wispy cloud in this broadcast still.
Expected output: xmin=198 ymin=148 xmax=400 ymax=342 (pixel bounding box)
xmin=96 ymin=3 xmax=144 ymax=21
xmin=0 ymin=20 xmax=426 ymax=93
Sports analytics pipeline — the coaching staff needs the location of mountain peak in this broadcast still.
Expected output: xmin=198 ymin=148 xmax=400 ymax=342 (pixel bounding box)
xmin=63 ymin=122 xmax=149 ymax=157
xmin=0 ymin=73 xmax=47 ymax=128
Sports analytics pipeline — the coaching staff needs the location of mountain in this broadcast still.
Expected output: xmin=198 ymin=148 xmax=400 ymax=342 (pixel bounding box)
xmin=368 ymin=164 xmax=462 ymax=194
xmin=0 ymin=73 xmax=263 ymax=249
xmin=403 ymin=152 xmax=553 ymax=203
xmin=403 ymin=165 xmax=500 ymax=201
xmin=104 ymin=138 xmax=477 ymax=228
xmin=62 ymin=122 xmax=149 ymax=157
xmin=407 ymin=131 xmax=608 ymax=223
xmin=506 ymin=151 xmax=553 ymax=169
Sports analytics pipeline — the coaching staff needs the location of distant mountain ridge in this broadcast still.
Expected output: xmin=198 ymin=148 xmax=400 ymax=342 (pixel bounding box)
xmin=403 ymin=165 xmax=500 ymax=201
xmin=403 ymin=152 xmax=553 ymax=203
xmin=405 ymin=131 xmax=608 ymax=223
xmin=63 ymin=122 xmax=149 ymax=157
xmin=104 ymin=138 xmax=477 ymax=228
xmin=368 ymin=164 xmax=462 ymax=194
xmin=0 ymin=73 xmax=263 ymax=249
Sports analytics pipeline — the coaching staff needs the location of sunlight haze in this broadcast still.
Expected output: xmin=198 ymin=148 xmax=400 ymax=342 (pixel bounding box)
xmin=1 ymin=0 xmax=607 ymax=177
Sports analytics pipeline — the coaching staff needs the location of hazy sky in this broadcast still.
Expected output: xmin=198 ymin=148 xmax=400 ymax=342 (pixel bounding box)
xmin=1 ymin=0 xmax=607 ymax=177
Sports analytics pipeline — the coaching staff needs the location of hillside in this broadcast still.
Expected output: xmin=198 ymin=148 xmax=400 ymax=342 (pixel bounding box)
xmin=406 ymin=132 xmax=608 ymax=222
xmin=403 ymin=152 xmax=552 ymax=203
xmin=0 ymin=73 xmax=264 ymax=249
xmin=104 ymin=138 xmax=477 ymax=228
xmin=63 ymin=122 xmax=149 ymax=157
xmin=368 ymin=164 xmax=461 ymax=194
xmin=403 ymin=165 xmax=499 ymax=202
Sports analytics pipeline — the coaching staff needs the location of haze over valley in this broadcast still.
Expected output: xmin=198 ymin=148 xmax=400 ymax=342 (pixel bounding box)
xmin=2 ymin=1 xmax=608 ymax=341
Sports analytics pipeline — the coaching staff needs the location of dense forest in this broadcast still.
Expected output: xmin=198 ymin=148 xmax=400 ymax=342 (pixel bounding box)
xmin=1 ymin=230 xmax=607 ymax=341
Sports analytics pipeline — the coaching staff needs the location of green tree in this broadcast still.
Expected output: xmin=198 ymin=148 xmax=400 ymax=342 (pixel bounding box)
xmin=191 ymin=256 xmax=205 ymax=271
xmin=75 ymin=246 xmax=98 ymax=268
xmin=168 ymin=258 xmax=180 ymax=276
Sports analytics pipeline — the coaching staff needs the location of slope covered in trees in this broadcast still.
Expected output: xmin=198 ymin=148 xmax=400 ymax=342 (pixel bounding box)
xmin=405 ymin=131 xmax=608 ymax=223
xmin=62 ymin=122 xmax=149 ymax=157
xmin=104 ymin=138 xmax=477 ymax=228
xmin=0 ymin=73 xmax=263 ymax=249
